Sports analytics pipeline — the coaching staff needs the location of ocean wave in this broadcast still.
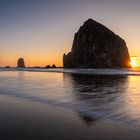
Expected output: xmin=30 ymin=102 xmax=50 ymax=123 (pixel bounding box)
xmin=0 ymin=68 xmax=140 ymax=76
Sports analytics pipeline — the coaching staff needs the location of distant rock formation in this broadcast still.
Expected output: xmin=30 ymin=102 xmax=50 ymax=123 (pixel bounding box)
xmin=52 ymin=64 xmax=56 ymax=68
xmin=17 ymin=58 xmax=25 ymax=68
xmin=63 ymin=19 xmax=131 ymax=68
xmin=44 ymin=64 xmax=57 ymax=69
xmin=45 ymin=65 xmax=51 ymax=68
xmin=5 ymin=66 xmax=10 ymax=68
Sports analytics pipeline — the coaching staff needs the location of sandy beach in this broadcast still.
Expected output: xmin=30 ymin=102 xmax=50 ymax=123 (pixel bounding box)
xmin=0 ymin=95 xmax=139 ymax=140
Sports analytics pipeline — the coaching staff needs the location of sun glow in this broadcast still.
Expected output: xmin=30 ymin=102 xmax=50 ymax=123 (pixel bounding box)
xmin=130 ymin=57 xmax=140 ymax=68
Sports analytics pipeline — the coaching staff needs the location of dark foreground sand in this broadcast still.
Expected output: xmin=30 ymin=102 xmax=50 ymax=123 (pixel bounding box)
xmin=0 ymin=95 xmax=140 ymax=140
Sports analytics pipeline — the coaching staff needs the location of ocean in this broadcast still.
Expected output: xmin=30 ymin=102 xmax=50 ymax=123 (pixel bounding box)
xmin=0 ymin=68 xmax=140 ymax=129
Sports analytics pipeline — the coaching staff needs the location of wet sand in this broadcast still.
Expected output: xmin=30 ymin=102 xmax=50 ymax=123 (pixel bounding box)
xmin=0 ymin=95 xmax=140 ymax=140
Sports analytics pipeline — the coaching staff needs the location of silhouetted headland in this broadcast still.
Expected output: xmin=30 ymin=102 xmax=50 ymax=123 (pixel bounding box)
xmin=17 ymin=58 xmax=25 ymax=68
xmin=63 ymin=19 xmax=131 ymax=68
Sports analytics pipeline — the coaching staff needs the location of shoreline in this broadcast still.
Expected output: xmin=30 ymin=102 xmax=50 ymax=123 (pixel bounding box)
xmin=0 ymin=67 xmax=140 ymax=76
xmin=0 ymin=95 xmax=140 ymax=140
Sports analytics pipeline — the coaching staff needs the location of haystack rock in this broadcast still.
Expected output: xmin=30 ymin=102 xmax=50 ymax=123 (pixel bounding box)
xmin=17 ymin=58 xmax=25 ymax=68
xmin=63 ymin=19 xmax=131 ymax=68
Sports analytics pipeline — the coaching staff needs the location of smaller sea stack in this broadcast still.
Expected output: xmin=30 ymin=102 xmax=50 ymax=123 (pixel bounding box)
xmin=17 ymin=58 xmax=25 ymax=68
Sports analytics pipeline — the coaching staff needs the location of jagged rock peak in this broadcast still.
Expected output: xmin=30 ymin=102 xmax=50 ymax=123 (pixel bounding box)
xmin=83 ymin=18 xmax=101 ymax=25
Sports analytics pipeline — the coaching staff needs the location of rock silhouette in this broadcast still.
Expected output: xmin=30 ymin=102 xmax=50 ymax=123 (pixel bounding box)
xmin=63 ymin=19 xmax=131 ymax=68
xmin=45 ymin=65 xmax=51 ymax=68
xmin=17 ymin=58 xmax=25 ymax=68
xmin=52 ymin=64 xmax=56 ymax=68
xmin=5 ymin=66 xmax=10 ymax=68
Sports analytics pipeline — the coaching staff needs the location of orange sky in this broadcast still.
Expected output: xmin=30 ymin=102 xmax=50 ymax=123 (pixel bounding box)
xmin=0 ymin=1 xmax=140 ymax=67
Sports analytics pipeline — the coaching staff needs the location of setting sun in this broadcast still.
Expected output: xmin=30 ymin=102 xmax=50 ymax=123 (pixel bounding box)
xmin=130 ymin=57 xmax=140 ymax=67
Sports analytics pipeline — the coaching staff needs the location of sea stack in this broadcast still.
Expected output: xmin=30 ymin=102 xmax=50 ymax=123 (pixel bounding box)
xmin=63 ymin=19 xmax=131 ymax=68
xmin=17 ymin=58 xmax=25 ymax=68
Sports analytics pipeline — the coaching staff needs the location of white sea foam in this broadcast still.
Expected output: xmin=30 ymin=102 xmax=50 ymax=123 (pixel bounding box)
xmin=0 ymin=67 xmax=140 ymax=76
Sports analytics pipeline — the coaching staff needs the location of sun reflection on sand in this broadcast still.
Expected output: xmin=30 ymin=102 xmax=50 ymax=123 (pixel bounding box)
xmin=125 ymin=76 xmax=140 ymax=120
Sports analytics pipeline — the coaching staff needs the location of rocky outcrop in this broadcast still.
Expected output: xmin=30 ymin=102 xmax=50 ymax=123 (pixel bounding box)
xmin=17 ymin=58 xmax=25 ymax=68
xmin=52 ymin=64 xmax=56 ymax=68
xmin=63 ymin=19 xmax=131 ymax=68
xmin=45 ymin=65 xmax=51 ymax=68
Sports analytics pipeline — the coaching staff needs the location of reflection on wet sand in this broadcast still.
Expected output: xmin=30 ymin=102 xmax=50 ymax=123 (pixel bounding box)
xmin=63 ymin=74 xmax=129 ymax=124
xmin=78 ymin=113 xmax=96 ymax=126
xmin=64 ymin=74 xmax=128 ymax=102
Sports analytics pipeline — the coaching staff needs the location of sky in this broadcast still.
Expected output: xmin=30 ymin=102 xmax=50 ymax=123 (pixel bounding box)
xmin=0 ymin=0 xmax=140 ymax=67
